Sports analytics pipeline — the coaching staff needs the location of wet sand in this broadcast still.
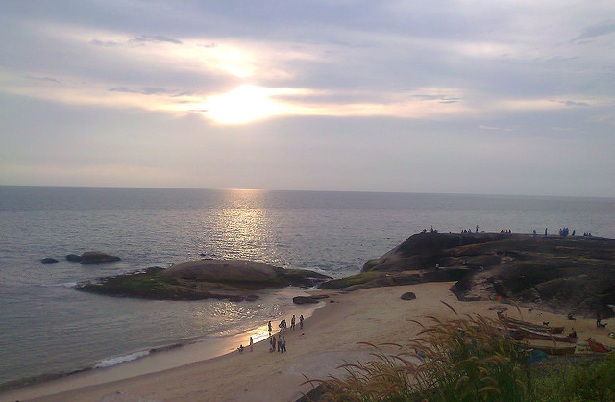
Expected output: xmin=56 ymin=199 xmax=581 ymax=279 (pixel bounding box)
xmin=2 ymin=282 xmax=612 ymax=402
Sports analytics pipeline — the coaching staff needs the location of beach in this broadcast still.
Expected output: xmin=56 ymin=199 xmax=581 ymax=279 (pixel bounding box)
xmin=3 ymin=281 xmax=612 ymax=402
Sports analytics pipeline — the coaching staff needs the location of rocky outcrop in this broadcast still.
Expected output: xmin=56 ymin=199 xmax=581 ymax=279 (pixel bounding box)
xmin=334 ymin=232 xmax=615 ymax=316
xmin=40 ymin=258 xmax=59 ymax=264
xmin=66 ymin=252 xmax=121 ymax=264
xmin=76 ymin=259 xmax=331 ymax=301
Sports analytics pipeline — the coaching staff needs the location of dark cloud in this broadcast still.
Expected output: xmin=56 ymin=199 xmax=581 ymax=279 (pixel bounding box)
xmin=560 ymin=100 xmax=590 ymax=107
xmin=129 ymin=35 xmax=183 ymax=44
xmin=90 ymin=39 xmax=119 ymax=47
xmin=25 ymin=75 xmax=62 ymax=84
xmin=109 ymin=87 xmax=172 ymax=95
xmin=572 ymin=20 xmax=615 ymax=43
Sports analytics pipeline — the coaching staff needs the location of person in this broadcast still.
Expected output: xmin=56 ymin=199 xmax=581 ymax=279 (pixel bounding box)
xmin=268 ymin=320 xmax=272 ymax=335
xmin=291 ymin=315 xmax=296 ymax=330
xmin=280 ymin=334 xmax=286 ymax=353
xmin=238 ymin=344 xmax=244 ymax=354
xmin=271 ymin=335 xmax=276 ymax=352
xmin=545 ymin=228 xmax=548 ymax=237
xmin=277 ymin=333 xmax=282 ymax=352
xmin=597 ymin=311 xmax=603 ymax=328
xmin=249 ymin=336 xmax=253 ymax=352
xmin=299 ymin=314 xmax=304 ymax=330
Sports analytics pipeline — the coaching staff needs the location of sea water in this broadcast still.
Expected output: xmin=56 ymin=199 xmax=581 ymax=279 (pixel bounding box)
xmin=0 ymin=186 xmax=613 ymax=388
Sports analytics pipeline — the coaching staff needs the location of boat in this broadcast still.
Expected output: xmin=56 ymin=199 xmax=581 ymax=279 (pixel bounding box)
xmin=510 ymin=326 xmax=578 ymax=343
xmin=586 ymin=338 xmax=613 ymax=353
xmin=526 ymin=344 xmax=577 ymax=356
xmin=497 ymin=311 xmax=564 ymax=334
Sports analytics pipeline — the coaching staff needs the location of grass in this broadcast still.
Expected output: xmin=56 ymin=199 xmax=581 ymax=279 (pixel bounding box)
xmin=303 ymin=306 xmax=614 ymax=402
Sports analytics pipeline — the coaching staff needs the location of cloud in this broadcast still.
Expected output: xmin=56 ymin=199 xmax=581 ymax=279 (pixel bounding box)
xmin=25 ymin=75 xmax=62 ymax=84
xmin=479 ymin=125 xmax=514 ymax=132
xmin=572 ymin=20 xmax=615 ymax=43
xmin=90 ymin=39 xmax=119 ymax=47
xmin=109 ymin=87 xmax=174 ymax=95
xmin=129 ymin=35 xmax=183 ymax=45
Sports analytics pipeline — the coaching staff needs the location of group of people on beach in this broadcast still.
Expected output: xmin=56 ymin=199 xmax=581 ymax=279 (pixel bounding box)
xmin=238 ymin=314 xmax=305 ymax=354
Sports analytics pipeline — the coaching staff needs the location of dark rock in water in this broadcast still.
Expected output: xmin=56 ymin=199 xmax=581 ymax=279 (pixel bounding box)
xmin=401 ymin=292 xmax=416 ymax=300
xmin=41 ymin=258 xmax=59 ymax=264
xmin=293 ymin=295 xmax=330 ymax=304
xmin=66 ymin=252 xmax=121 ymax=264
xmin=66 ymin=254 xmax=83 ymax=262
xmin=293 ymin=296 xmax=317 ymax=304
xmin=76 ymin=259 xmax=331 ymax=301
xmin=80 ymin=251 xmax=121 ymax=264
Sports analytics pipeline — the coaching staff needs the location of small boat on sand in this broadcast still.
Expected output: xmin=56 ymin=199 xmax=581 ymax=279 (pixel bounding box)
xmin=497 ymin=311 xmax=564 ymax=334
xmin=586 ymin=338 xmax=612 ymax=353
xmin=526 ymin=344 xmax=577 ymax=356
xmin=511 ymin=327 xmax=578 ymax=343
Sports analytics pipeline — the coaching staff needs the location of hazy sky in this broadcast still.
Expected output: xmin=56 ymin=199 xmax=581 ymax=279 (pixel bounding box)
xmin=1 ymin=1 xmax=614 ymax=196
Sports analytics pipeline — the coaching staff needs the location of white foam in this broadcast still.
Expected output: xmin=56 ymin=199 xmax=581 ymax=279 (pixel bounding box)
xmin=94 ymin=350 xmax=150 ymax=368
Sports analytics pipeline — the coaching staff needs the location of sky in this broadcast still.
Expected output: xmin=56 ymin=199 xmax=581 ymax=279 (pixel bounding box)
xmin=1 ymin=1 xmax=614 ymax=197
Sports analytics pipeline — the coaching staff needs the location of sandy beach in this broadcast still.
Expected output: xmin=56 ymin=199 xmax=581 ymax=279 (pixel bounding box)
xmin=2 ymin=282 xmax=613 ymax=402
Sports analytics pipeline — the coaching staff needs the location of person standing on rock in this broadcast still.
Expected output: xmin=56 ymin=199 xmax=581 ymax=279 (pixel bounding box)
xmin=291 ymin=315 xmax=296 ymax=330
xmin=268 ymin=320 xmax=272 ymax=335
xmin=249 ymin=336 xmax=253 ymax=352
xmin=300 ymin=314 xmax=304 ymax=330
xmin=271 ymin=335 xmax=276 ymax=352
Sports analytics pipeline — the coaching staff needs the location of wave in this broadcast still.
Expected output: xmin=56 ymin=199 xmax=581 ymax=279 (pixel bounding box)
xmin=94 ymin=350 xmax=151 ymax=368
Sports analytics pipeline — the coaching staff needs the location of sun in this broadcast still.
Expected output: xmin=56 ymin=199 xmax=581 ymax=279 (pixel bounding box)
xmin=201 ymin=85 xmax=288 ymax=125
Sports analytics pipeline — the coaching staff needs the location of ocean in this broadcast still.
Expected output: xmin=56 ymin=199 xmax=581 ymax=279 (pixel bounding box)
xmin=1 ymin=186 xmax=614 ymax=389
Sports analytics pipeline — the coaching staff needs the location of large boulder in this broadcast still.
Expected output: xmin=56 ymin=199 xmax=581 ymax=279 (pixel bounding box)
xmin=80 ymin=252 xmax=121 ymax=264
xmin=66 ymin=252 xmax=121 ymax=264
xmin=76 ymin=259 xmax=331 ymax=301
xmin=163 ymin=259 xmax=330 ymax=288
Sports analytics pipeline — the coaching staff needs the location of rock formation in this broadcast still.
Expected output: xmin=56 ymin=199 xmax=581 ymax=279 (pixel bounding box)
xmin=76 ymin=259 xmax=331 ymax=301
xmin=329 ymin=232 xmax=615 ymax=316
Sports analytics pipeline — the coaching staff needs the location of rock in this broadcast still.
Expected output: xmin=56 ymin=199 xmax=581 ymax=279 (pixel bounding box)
xmin=66 ymin=254 xmax=83 ymax=262
xmin=401 ymin=292 xmax=416 ymax=300
xmin=80 ymin=252 xmax=121 ymax=264
xmin=41 ymin=258 xmax=59 ymax=264
xmin=293 ymin=295 xmax=330 ymax=304
xmin=293 ymin=296 xmax=319 ymax=304
xmin=76 ymin=260 xmax=330 ymax=301
xmin=66 ymin=252 xmax=121 ymax=264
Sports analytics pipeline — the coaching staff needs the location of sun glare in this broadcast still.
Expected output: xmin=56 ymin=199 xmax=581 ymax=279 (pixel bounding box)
xmin=199 ymin=85 xmax=289 ymax=125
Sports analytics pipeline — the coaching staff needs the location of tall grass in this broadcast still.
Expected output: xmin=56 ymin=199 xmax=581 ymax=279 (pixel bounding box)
xmin=306 ymin=312 xmax=530 ymax=401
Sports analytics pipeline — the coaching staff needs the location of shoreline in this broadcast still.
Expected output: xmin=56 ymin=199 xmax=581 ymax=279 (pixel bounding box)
xmin=0 ymin=290 xmax=326 ymax=401
xmin=2 ymin=282 xmax=613 ymax=402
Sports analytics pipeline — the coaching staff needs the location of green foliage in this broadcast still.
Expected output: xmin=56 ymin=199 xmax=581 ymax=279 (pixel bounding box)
xmin=530 ymin=353 xmax=615 ymax=402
